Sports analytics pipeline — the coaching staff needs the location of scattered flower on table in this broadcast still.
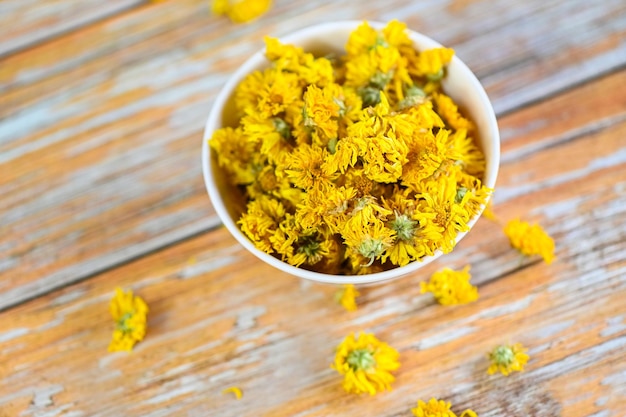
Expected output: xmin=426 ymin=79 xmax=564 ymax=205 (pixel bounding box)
xmin=504 ymin=219 xmax=556 ymax=264
xmin=108 ymin=287 xmax=149 ymax=352
xmin=412 ymin=398 xmax=477 ymax=417
xmin=421 ymin=265 xmax=478 ymax=305
xmin=212 ymin=0 xmax=272 ymax=23
xmin=487 ymin=343 xmax=529 ymax=376
xmin=332 ymin=332 xmax=400 ymax=395
xmin=210 ymin=20 xmax=492 ymax=275
xmin=335 ymin=284 xmax=360 ymax=311
xmin=222 ymin=386 xmax=243 ymax=399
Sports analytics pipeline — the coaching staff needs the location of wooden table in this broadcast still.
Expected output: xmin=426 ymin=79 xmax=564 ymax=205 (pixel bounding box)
xmin=1 ymin=1 xmax=625 ymax=416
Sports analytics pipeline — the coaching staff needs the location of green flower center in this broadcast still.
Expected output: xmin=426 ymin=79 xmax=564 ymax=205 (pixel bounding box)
xmin=369 ymin=71 xmax=393 ymax=90
xmin=369 ymin=35 xmax=389 ymax=50
xmin=493 ymin=345 xmax=515 ymax=365
xmin=427 ymin=68 xmax=445 ymax=82
xmin=347 ymin=348 xmax=376 ymax=371
xmin=298 ymin=238 xmax=324 ymax=264
xmin=358 ymin=237 xmax=386 ymax=266
xmin=327 ymin=137 xmax=338 ymax=154
xmin=390 ymin=213 xmax=417 ymax=241
xmin=398 ymin=85 xmax=427 ymax=110
xmin=116 ymin=312 xmax=134 ymax=333
xmin=358 ymin=86 xmax=381 ymax=107
xmin=273 ymin=118 xmax=292 ymax=139
xmin=455 ymin=187 xmax=468 ymax=204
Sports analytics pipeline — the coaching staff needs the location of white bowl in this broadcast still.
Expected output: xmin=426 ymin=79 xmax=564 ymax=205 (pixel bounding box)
xmin=202 ymin=20 xmax=500 ymax=285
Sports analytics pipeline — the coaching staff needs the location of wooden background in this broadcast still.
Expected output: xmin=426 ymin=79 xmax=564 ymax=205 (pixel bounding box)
xmin=1 ymin=0 xmax=625 ymax=416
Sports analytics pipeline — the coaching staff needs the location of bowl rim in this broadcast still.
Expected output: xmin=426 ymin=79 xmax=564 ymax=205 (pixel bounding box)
xmin=202 ymin=20 xmax=500 ymax=285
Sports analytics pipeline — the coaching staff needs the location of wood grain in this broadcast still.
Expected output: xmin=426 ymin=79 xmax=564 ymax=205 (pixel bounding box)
xmin=0 ymin=0 xmax=144 ymax=57
xmin=1 ymin=0 xmax=625 ymax=308
xmin=1 ymin=73 xmax=625 ymax=415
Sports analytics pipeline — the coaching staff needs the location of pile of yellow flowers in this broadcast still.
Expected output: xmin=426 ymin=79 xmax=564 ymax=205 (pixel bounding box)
xmin=210 ymin=20 xmax=491 ymax=275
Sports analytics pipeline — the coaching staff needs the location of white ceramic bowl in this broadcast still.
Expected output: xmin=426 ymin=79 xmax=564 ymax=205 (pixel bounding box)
xmin=202 ymin=20 xmax=500 ymax=285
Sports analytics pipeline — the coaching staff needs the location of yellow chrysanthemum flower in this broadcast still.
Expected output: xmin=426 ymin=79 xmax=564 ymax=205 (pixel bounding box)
xmin=212 ymin=0 xmax=272 ymax=24
xmin=242 ymin=111 xmax=293 ymax=164
xmin=259 ymin=71 xmax=302 ymax=119
xmin=380 ymin=190 xmax=443 ymax=266
xmin=265 ymin=36 xmax=305 ymax=64
xmin=238 ymin=195 xmax=286 ymax=254
xmin=247 ymin=163 xmax=304 ymax=208
xmin=383 ymin=213 xmax=443 ymax=267
xmin=109 ymin=288 xmax=148 ymax=352
xmin=504 ymin=219 xmax=556 ymax=264
xmin=364 ymin=131 xmax=409 ymax=183
xmin=432 ymin=93 xmax=475 ymax=133
xmin=283 ymin=143 xmax=337 ymax=190
xmin=421 ymin=265 xmax=478 ymax=305
xmin=345 ymin=22 xmax=381 ymax=57
xmin=344 ymin=47 xmax=402 ymax=89
xmin=295 ymin=183 xmax=356 ymax=232
xmin=209 ymin=127 xmax=257 ymax=185
xmin=265 ymin=37 xmax=335 ymax=88
xmin=410 ymin=47 xmax=454 ymax=80
xmin=271 ymin=220 xmax=332 ymax=267
xmin=418 ymin=174 xmax=472 ymax=254
xmin=346 ymin=20 xmax=411 ymax=57
xmin=335 ymin=284 xmax=360 ymax=311
xmin=332 ymin=333 xmax=400 ymax=395
xmin=446 ymin=128 xmax=485 ymax=176
xmin=402 ymin=128 xmax=454 ymax=190
xmin=303 ymin=84 xmax=341 ymax=140
xmin=412 ymin=398 xmax=478 ymax=417
xmin=382 ymin=20 xmax=412 ymax=49
xmin=342 ymin=217 xmax=396 ymax=267
xmin=488 ymin=343 xmax=529 ymax=376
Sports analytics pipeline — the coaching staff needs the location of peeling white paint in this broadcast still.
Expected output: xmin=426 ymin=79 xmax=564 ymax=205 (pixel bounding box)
xmin=0 ymin=327 xmax=29 ymax=343
xmin=50 ymin=289 xmax=87 ymax=306
xmin=21 ymin=403 xmax=75 ymax=417
xmin=595 ymin=396 xmax=609 ymax=407
xmin=234 ymin=306 xmax=266 ymax=331
xmin=208 ymin=369 xmax=236 ymax=383
xmin=532 ymin=320 xmax=575 ymax=339
xmin=601 ymin=369 xmax=626 ymax=387
xmin=179 ymin=254 xmax=239 ymax=279
xmin=533 ymin=195 xmax=589 ymax=219
xmin=601 ymin=315 xmax=626 ymax=337
xmin=479 ymin=296 xmax=534 ymax=319
xmin=532 ymin=336 xmax=626 ymax=380
xmin=233 ymin=341 xmax=257 ymax=354
xmin=413 ymin=326 xmax=477 ymax=350
xmin=496 ymin=147 xmax=626 ymax=204
xmin=351 ymin=297 xmax=411 ymax=325
xmin=299 ymin=279 xmax=313 ymax=291
xmin=183 ymin=340 xmax=221 ymax=356
xmin=144 ymin=375 xmax=202 ymax=405
xmin=13 ymin=385 xmax=65 ymax=417
xmin=587 ymin=411 xmax=610 ymax=417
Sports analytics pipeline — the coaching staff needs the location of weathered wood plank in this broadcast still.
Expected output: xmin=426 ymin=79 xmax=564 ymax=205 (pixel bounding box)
xmin=2 ymin=0 xmax=624 ymax=115
xmin=1 ymin=1 xmax=625 ymax=309
xmin=0 ymin=118 xmax=624 ymax=415
xmin=0 ymin=0 xmax=144 ymax=57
